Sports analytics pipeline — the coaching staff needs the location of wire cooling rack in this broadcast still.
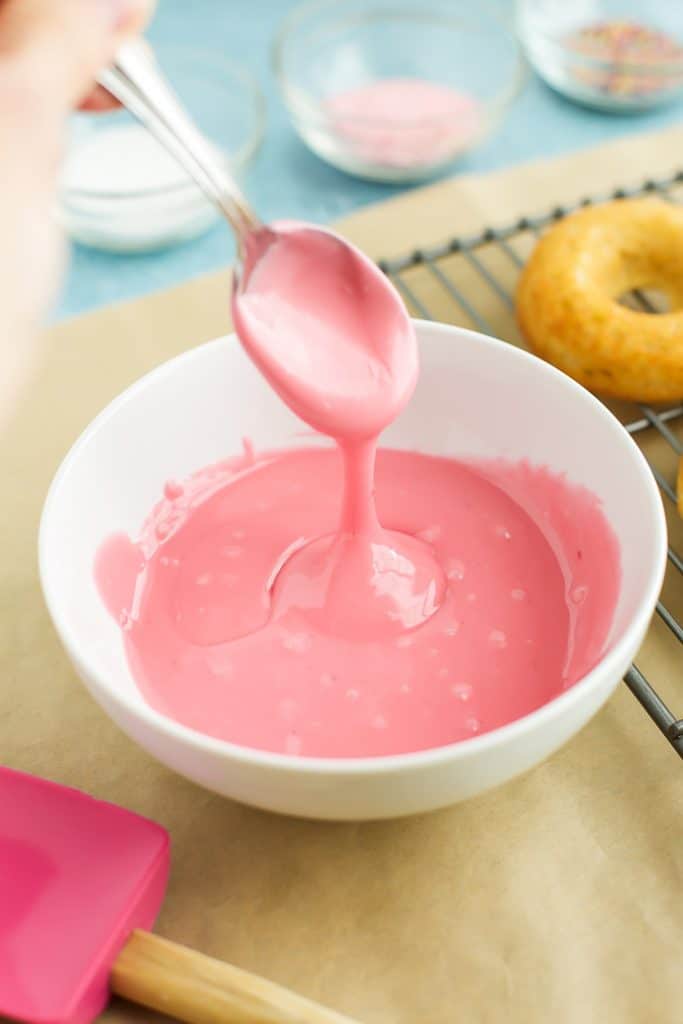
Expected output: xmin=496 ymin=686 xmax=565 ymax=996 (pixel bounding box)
xmin=379 ymin=171 xmax=683 ymax=759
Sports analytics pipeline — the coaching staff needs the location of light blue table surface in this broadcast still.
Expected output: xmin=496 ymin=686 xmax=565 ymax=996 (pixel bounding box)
xmin=57 ymin=0 xmax=683 ymax=320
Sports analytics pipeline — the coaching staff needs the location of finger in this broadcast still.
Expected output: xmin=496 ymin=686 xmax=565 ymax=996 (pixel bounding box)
xmin=0 ymin=0 xmax=155 ymax=112
xmin=79 ymin=83 xmax=121 ymax=112
xmin=80 ymin=1 xmax=158 ymax=114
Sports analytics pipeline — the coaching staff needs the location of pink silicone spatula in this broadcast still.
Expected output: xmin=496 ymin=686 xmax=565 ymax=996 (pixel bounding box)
xmin=0 ymin=767 xmax=359 ymax=1024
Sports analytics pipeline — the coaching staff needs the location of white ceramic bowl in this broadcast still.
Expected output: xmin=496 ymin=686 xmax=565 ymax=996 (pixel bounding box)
xmin=40 ymin=322 xmax=666 ymax=820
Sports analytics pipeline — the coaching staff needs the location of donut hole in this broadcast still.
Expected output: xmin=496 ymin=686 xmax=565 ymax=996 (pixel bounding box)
xmin=617 ymin=288 xmax=672 ymax=314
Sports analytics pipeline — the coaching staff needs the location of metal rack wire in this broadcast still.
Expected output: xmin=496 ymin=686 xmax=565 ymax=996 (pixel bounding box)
xmin=379 ymin=172 xmax=683 ymax=759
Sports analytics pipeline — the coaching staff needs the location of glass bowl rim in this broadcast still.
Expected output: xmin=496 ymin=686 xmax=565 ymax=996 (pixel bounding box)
xmin=272 ymin=0 xmax=528 ymax=130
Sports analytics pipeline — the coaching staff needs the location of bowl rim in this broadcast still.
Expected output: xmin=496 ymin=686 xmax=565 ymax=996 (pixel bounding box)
xmin=39 ymin=321 xmax=667 ymax=776
xmin=61 ymin=51 xmax=266 ymax=203
xmin=271 ymin=0 xmax=528 ymax=131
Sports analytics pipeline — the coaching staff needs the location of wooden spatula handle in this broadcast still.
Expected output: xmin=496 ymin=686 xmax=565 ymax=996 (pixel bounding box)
xmin=111 ymin=929 xmax=362 ymax=1024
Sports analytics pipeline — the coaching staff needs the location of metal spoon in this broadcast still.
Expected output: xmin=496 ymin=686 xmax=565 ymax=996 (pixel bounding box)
xmin=98 ymin=40 xmax=415 ymax=439
xmin=98 ymin=39 xmax=261 ymax=257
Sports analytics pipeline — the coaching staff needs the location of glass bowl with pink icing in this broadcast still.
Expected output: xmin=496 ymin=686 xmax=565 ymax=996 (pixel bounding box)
xmin=40 ymin=318 xmax=666 ymax=820
xmin=273 ymin=0 xmax=527 ymax=183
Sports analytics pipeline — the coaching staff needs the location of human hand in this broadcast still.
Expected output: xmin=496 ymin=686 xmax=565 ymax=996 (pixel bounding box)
xmin=0 ymin=0 xmax=154 ymax=427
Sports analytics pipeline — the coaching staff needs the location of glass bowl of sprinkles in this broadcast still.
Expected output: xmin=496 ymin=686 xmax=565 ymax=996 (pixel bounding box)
xmin=518 ymin=0 xmax=683 ymax=111
xmin=273 ymin=0 xmax=526 ymax=184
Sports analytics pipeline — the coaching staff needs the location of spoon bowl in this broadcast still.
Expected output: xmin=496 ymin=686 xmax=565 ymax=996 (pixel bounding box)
xmin=233 ymin=222 xmax=418 ymax=438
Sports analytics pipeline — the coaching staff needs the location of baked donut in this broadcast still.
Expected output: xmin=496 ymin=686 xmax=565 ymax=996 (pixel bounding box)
xmin=516 ymin=198 xmax=683 ymax=402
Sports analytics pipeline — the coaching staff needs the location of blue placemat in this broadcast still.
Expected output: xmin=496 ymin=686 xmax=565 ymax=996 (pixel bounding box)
xmin=57 ymin=0 xmax=683 ymax=320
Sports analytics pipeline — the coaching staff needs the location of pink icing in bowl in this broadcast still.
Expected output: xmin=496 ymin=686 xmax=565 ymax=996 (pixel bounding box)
xmin=273 ymin=0 xmax=526 ymax=183
xmin=39 ymin=322 xmax=666 ymax=820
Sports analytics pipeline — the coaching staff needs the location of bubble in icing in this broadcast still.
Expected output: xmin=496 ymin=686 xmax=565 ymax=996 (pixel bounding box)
xmin=489 ymin=629 xmax=508 ymax=649
xmin=452 ymin=683 xmax=472 ymax=702
xmin=396 ymin=634 xmax=415 ymax=648
xmin=164 ymin=480 xmax=184 ymax=501
xmin=282 ymin=631 xmax=312 ymax=654
xmin=285 ymin=733 xmax=302 ymax=756
xmin=446 ymin=559 xmax=465 ymax=581
xmin=280 ymin=698 xmax=297 ymax=721
xmin=417 ymin=525 xmax=441 ymax=543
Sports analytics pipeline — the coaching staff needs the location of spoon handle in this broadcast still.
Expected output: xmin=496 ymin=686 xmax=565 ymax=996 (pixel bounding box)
xmin=112 ymin=929 xmax=363 ymax=1024
xmin=98 ymin=39 xmax=261 ymax=246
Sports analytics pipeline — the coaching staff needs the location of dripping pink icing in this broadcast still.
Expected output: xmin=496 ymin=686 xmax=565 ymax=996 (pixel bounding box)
xmin=231 ymin=221 xmax=444 ymax=639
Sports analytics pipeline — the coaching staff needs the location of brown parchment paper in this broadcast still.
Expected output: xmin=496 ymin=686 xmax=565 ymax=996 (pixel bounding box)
xmin=2 ymin=126 xmax=683 ymax=1024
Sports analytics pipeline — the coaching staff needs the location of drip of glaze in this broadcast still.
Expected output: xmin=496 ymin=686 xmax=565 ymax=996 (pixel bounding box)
xmin=232 ymin=221 xmax=444 ymax=641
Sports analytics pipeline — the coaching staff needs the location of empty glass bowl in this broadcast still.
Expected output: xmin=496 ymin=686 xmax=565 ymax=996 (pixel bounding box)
xmin=518 ymin=0 xmax=683 ymax=111
xmin=59 ymin=48 xmax=265 ymax=253
xmin=273 ymin=0 xmax=526 ymax=184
